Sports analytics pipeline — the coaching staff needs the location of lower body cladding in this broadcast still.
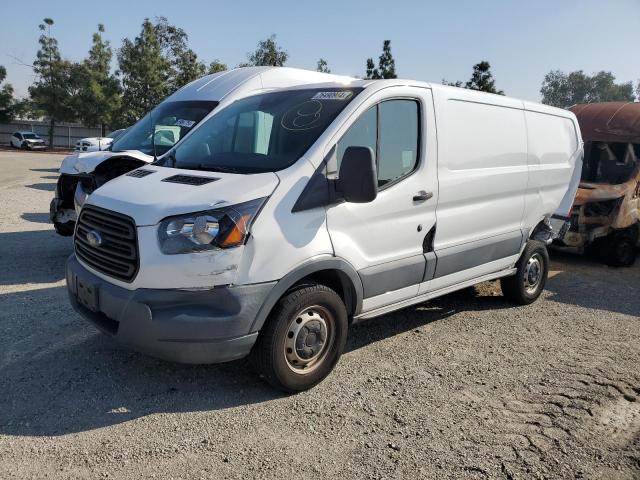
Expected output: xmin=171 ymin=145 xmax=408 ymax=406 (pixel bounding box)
xmin=66 ymin=255 xmax=275 ymax=364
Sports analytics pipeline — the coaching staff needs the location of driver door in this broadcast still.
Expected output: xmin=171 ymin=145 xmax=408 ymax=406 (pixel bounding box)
xmin=326 ymin=87 xmax=438 ymax=312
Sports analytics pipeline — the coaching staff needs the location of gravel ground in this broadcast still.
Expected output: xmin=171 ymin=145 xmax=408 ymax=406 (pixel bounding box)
xmin=1 ymin=151 xmax=639 ymax=479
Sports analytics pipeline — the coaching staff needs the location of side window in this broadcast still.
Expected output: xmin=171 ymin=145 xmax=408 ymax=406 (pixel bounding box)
xmin=16 ymin=133 xmax=22 ymax=140
xmin=336 ymin=106 xmax=376 ymax=170
xmin=335 ymin=99 xmax=419 ymax=187
xmin=378 ymin=100 xmax=419 ymax=186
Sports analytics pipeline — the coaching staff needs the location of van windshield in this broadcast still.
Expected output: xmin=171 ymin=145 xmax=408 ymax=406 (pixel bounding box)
xmin=165 ymin=88 xmax=362 ymax=173
xmin=581 ymin=141 xmax=639 ymax=184
xmin=110 ymin=101 xmax=218 ymax=156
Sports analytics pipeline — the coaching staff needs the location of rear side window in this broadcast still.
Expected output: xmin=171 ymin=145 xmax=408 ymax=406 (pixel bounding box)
xmin=337 ymin=99 xmax=419 ymax=187
xmin=15 ymin=133 xmax=22 ymax=139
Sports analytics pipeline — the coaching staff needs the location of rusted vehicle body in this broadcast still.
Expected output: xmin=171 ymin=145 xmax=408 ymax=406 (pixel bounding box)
xmin=558 ymin=102 xmax=640 ymax=266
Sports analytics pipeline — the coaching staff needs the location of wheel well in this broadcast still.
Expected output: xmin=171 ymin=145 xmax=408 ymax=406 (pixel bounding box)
xmin=288 ymin=269 xmax=357 ymax=318
xmin=530 ymin=218 xmax=553 ymax=244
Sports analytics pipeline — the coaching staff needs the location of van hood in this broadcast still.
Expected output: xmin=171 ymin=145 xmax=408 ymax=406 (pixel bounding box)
xmin=86 ymin=165 xmax=279 ymax=226
xmin=59 ymin=150 xmax=153 ymax=175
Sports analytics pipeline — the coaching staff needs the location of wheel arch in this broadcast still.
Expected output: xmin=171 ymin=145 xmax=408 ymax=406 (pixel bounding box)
xmin=249 ymin=257 xmax=363 ymax=333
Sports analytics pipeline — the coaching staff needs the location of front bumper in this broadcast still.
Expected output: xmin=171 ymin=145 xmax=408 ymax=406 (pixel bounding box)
xmin=66 ymin=255 xmax=276 ymax=364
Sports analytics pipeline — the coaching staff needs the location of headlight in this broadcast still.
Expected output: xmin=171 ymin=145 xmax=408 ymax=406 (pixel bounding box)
xmin=158 ymin=197 xmax=266 ymax=254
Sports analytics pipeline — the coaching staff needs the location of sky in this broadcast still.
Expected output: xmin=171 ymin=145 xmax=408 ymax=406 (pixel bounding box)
xmin=2 ymin=0 xmax=639 ymax=102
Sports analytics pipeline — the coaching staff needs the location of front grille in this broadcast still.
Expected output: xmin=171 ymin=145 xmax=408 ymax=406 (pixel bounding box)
xmin=74 ymin=205 xmax=139 ymax=282
xmin=162 ymin=174 xmax=218 ymax=186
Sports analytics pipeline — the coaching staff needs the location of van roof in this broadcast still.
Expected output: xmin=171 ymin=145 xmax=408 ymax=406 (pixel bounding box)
xmin=166 ymin=66 xmax=356 ymax=103
xmin=268 ymin=78 xmax=574 ymax=118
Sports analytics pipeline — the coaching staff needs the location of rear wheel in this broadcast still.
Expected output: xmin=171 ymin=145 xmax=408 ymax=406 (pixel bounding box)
xmin=501 ymin=240 xmax=549 ymax=305
xmin=603 ymin=232 xmax=637 ymax=267
xmin=252 ymin=284 xmax=348 ymax=392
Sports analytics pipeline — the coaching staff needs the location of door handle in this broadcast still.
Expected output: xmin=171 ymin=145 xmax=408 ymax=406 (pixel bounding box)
xmin=412 ymin=191 xmax=433 ymax=202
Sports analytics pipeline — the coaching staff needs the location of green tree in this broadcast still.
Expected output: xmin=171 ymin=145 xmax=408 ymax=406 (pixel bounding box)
xmin=0 ymin=65 xmax=24 ymax=122
xmin=365 ymin=40 xmax=397 ymax=79
xmin=541 ymin=70 xmax=635 ymax=108
xmin=118 ymin=19 xmax=171 ymax=125
xmin=443 ymin=61 xmax=504 ymax=95
xmin=246 ymin=35 xmax=288 ymax=66
xmin=316 ymin=58 xmax=330 ymax=73
xmin=208 ymin=60 xmax=227 ymax=74
xmin=173 ymin=49 xmax=206 ymax=88
xmin=28 ymin=18 xmax=76 ymax=146
xmin=378 ymin=40 xmax=396 ymax=79
xmin=365 ymin=58 xmax=380 ymax=79
xmin=441 ymin=78 xmax=463 ymax=87
xmin=73 ymin=24 xmax=121 ymax=135
xmin=465 ymin=61 xmax=503 ymax=94
xmin=118 ymin=17 xmax=211 ymax=124
xmin=154 ymin=16 xmax=206 ymax=90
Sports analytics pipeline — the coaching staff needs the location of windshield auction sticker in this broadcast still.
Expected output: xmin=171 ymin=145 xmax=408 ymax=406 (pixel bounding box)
xmin=175 ymin=119 xmax=196 ymax=128
xmin=311 ymin=91 xmax=353 ymax=101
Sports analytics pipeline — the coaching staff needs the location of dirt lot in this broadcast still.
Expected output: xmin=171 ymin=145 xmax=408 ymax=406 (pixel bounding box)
xmin=0 ymin=151 xmax=639 ymax=479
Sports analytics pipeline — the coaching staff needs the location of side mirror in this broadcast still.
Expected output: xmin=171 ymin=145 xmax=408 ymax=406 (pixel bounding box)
xmin=336 ymin=146 xmax=378 ymax=203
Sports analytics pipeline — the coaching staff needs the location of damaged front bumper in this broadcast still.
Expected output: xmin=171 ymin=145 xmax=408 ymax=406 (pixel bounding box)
xmin=66 ymin=255 xmax=275 ymax=364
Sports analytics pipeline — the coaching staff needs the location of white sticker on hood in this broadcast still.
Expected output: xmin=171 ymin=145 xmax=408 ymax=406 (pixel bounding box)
xmin=311 ymin=91 xmax=353 ymax=101
xmin=175 ymin=119 xmax=196 ymax=128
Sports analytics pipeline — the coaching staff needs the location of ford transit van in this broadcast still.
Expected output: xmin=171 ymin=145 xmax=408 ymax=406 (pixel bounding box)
xmin=66 ymin=79 xmax=582 ymax=392
xmin=51 ymin=67 xmax=354 ymax=236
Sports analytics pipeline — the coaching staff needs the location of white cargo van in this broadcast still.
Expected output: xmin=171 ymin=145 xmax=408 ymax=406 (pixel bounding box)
xmin=51 ymin=67 xmax=354 ymax=236
xmin=66 ymin=79 xmax=582 ymax=392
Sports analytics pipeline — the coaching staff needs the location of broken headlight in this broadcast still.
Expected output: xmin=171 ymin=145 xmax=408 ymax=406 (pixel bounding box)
xmin=158 ymin=197 xmax=266 ymax=254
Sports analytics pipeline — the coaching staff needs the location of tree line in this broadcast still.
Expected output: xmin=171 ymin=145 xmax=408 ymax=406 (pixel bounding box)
xmin=0 ymin=16 xmax=638 ymax=147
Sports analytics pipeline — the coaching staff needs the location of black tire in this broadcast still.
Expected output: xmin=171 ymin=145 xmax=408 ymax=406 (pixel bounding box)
xmin=603 ymin=233 xmax=637 ymax=267
xmin=252 ymin=284 xmax=348 ymax=393
xmin=500 ymin=240 xmax=549 ymax=305
xmin=54 ymin=221 xmax=75 ymax=237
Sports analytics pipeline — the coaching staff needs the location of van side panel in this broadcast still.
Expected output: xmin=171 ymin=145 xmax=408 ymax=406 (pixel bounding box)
xmin=522 ymin=110 xmax=581 ymax=231
xmin=431 ymin=93 xmax=528 ymax=290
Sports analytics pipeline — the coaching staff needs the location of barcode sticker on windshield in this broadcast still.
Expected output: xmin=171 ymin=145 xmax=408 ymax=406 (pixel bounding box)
xmin=175 ymin=119 xmax=196 ymax=128
xmin=312 ymin=91 xmax=352 ymax=101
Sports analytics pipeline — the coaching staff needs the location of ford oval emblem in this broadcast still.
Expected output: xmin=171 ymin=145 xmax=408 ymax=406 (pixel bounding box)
xmin=86 ymin=230 xmax=103 ymax=248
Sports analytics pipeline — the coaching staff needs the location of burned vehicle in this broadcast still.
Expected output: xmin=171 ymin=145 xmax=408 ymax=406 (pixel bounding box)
xmin=557 ymin=102 xmax=640 ymax=266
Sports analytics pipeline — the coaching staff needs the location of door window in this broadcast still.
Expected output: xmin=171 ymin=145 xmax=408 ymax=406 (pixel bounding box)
xmin=336 ymin=106 xmax=376 ymax=170
xmin=336 ymin=99 xmax=419 ymax=187
xmin=378 ymin=100 xmax=419 ymax=186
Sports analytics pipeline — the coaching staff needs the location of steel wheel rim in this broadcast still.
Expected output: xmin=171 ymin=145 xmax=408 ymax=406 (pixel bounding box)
xmin=524 ymin=253 xmax=544 ymax=294
xmin=283 ymin=305 xmax=335 ymax=375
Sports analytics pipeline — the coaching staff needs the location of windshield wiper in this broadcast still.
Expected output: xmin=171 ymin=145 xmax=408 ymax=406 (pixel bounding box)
xmin=154 ymin=149 xmax=175 ymax=166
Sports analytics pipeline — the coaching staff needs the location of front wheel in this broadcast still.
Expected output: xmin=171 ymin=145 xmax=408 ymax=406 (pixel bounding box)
xmin=54 ymin=221 xmax=75 ymax=237
xmin=252 ymin=284 xmax=348 ymax=392
xmin=501 ymin=240 xmax=549 ymax=305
